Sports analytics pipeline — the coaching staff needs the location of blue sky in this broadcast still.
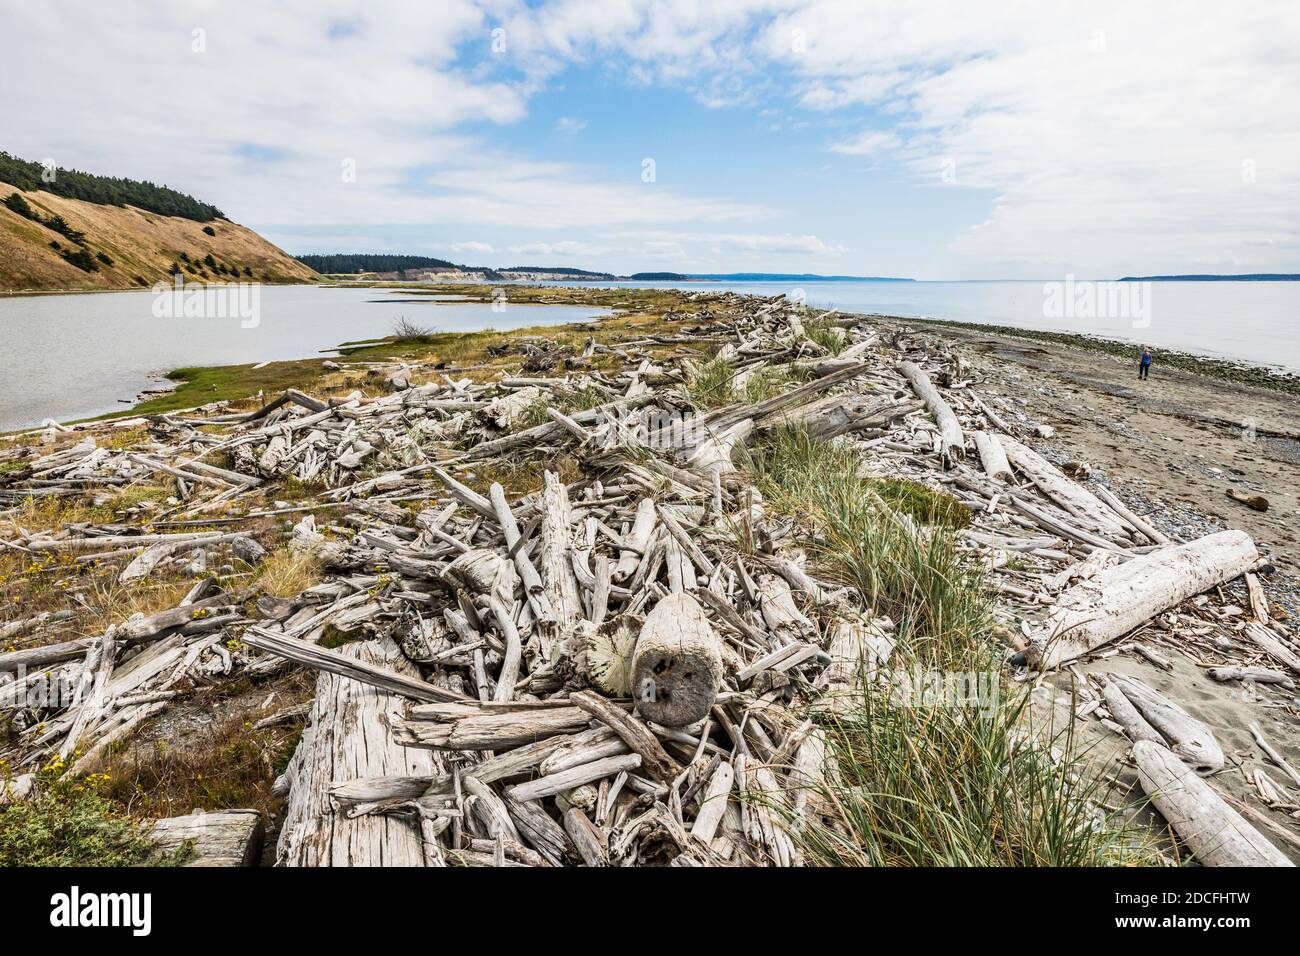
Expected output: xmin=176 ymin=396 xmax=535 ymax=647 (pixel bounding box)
xmin=4 ymin=1 xmax=1298 ymax=278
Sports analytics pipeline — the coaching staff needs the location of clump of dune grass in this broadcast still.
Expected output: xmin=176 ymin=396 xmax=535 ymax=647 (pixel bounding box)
xmin=255 ymin=548 xmax=320 ymax=598
xmin=685 ymin=356 xmax=739 ymax=409
xmin=741 ymin=365 xmax=797 ymax=404
xmin=800 ymin=670 xmax=1149 ymax=866
xmin=743 ymin=423 xmax=1152 ymax=866
xmin=802 ymin=312 xmax=848 ymax=356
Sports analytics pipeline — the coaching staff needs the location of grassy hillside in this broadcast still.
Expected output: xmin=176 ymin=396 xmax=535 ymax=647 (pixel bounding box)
xmin=0 ymin=181 xmax=317 ymax=292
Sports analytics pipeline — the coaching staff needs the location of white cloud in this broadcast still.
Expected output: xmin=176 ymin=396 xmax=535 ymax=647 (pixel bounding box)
xmin=554 ymin=116 xmax=587 ymax=134
xmin=828 ymin=130 xmax=900 ymax=156
xmin=4 ymin=1 xmax=1298 ymax=275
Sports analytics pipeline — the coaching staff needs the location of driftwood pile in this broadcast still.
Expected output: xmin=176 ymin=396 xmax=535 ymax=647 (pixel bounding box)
xmin=1 ymin=290 xmax=1297 ymax=866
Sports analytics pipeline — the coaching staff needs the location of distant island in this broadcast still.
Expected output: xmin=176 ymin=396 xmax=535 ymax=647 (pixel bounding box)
xmin=1118 ymin=273 xmax=1300 ymax=281
xmin=299 ymin=256 xmax=908 ymax=284
xmin=628 ymin=272 xmax=912 ymax=282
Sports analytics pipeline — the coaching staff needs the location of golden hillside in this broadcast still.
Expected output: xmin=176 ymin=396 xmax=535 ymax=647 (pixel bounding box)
xmin=0 ymin=181 xmax=317 ymax=292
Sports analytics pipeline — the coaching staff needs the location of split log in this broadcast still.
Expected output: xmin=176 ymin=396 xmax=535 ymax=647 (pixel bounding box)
xmin=689 ymin=760 xmax=735 ymax=844
xmin=243 ymin=627 xmax=466 ymax=703
xmin=1028 ymin=530 xmax=1259 ymax=668
xmin=1132 ymin=740 xmax=1292 ymax=867
xmin=396 ymin=701 xmax=592 ymax=750
xmin=1110 ymin=674 xmax=1224 ymax=773
xmin=152 ymin=809 xmax=264 ymax=866
xmin=614 ymin=498 xmax=657 ymax=582
xmin=278 ymin=639 xmax=438 ymax=866
xmin=630 ymin=592 xmax=723 ymax=728
xmin=897 ymin=361 xmax=964 ymax=463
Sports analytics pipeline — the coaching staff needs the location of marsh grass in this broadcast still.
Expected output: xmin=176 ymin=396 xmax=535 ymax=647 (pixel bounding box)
xmin=685 ymin=356 xmax=740 ymax=408
xmin=802 ymin=312 xmax=848 ymax=356
xmin=743 ymin=423 xmax=1152 ymax=866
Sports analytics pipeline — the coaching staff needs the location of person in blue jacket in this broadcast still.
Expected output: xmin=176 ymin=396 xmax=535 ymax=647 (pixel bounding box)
xmin=1139 ymin=347 xmax=1152 ymax=380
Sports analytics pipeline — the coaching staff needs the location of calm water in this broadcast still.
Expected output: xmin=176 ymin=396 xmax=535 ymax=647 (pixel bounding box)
xmin=566 ymin=279 xmax=1300 ymax=373
xmin=0 ymin=286 xmax=610 ymax=430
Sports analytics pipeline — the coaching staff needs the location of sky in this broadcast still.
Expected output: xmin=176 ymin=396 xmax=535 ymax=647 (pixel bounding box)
xmin=2 ymin=0 xmax=1298 ymax=279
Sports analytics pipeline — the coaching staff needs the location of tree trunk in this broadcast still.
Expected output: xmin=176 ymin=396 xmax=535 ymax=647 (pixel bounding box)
xmin=898 ymin=361 xmax=964 ymax=464
xmin=278 ymin=639 xmax=438 ymax=866
xmin=630 ymin=592 xmax=723 ymax=727
xmin=1028 ymin=530 xmax=1258 ymax=668
xmin=1133 ymin=740 xmax=1292 ymax=867
xmin=972 ymin=430 xmax=1013 ymax=482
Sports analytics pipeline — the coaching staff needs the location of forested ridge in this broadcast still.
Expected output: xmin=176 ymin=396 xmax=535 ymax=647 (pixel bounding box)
xmin=0 ymin=151 xmax=224 ymax=222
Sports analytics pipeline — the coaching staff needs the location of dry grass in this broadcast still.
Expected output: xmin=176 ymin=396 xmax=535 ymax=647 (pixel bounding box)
xmin=100 ymin=707 xmax=306 ymax=821
xmin=0 ymin=179 xmax=315 ymax=293
xmin=255 ymin=547 xmax=321 ymax=598
xmin=80 ymin=576 xmax=194 ymax=635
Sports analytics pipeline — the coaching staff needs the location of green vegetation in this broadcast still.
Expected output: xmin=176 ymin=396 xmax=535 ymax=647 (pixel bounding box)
xmin=59 ymin=247 xmax=99 ymax=272
xmin=685 ymin=355 xmax=741 ymax=408
xmin=297 ymin=253 xmax=458 ymax=274
xmin=2 ymin=191 xmax=36 ymax=219
xmin=743 ymin=423 xmax=1149 ymax=866
xmin=0 ymin=767 xmax=188 ymax=867
xmin=803 ymin=312 xmax=848 ymax=355
xmin=0 ymin=151 xmax=223 ymax=221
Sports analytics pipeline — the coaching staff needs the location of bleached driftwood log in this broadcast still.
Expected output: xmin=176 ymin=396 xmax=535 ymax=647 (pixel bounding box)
xmin=152 ymin=809 xmax=264 ymax=866
xmin=897 ymin=361 xmax=964 ymax=464
xmin=278 ymin=639 xmax=438 ymax=866
xmin=1099 ymin=679 xmax=1164 ymax=746
xmin=630 ymin=592 xmax=722 ymax=727
xmin=999 ymin=436 xmax=1128 ymax=538
xmin=1110 ymin=674 xmax=1225 ymax=773
xmin=614 ymin=498 xmax=657 ymax=582
xmin=686 ymin=419 xmax=753 ymax=477
xmin=1028 ymin=530 xmax=1259 ymax=668
xmin=1132 ymin=740 xmax=1292 ymax=867
xmin=971 ymin=430 xmax=1013 ymax=483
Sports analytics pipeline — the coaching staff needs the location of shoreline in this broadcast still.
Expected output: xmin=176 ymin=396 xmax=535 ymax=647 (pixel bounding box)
xmin=7 ymin=282 xmax=1299 ymax=430
xmin=1 ymin=286 xmax=1297 ymax=865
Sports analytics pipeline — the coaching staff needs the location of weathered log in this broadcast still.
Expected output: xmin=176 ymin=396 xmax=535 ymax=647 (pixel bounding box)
xmin=243 ymin=627 xmax=466 ymax=703
xmin=1207 ymin=666 xmax=1293 ymax=688
xmin=152 ymin=809 xmax=264 ymax=866
xmin=396 ymin=701 xmax=592 ymax=750
xmin=278 ymin=640 xmax=438 ymax=866
xmin=570 ymin=690 xmax=683 ymax=785
xmin=1028 ymin=530 xmax=1259 ymax=668
xmin=614 ymin=498 xmax=657 ymax=582
xmin=1111 ymin=674 xmax=1224 ymax=772
xmin=999 ymin=435 xmax=1128 ymax=538
xmin=897 ymin=361 xmax=964 ymax=463
xmin=971 ymin=430 xmax=1012 ymax=483
xmin=630 ymin=592 xmax=723 ymax=728
xmin=1132 ymin=740 xmax=1292 ymax=867
xmin=1099 ymin=679 xmax=1164 ymax=746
